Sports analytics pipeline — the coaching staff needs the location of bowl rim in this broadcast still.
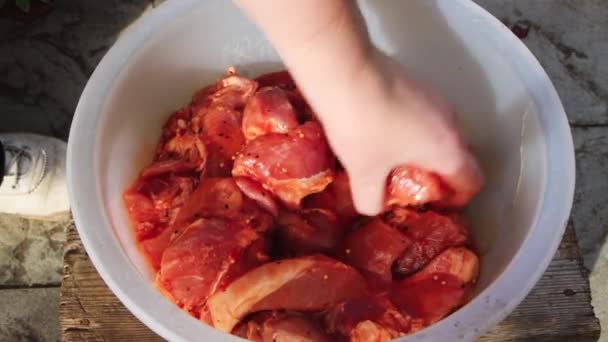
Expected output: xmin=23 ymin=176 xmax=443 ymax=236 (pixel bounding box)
xmin=67 ymin=0 xmax=575 ymax=341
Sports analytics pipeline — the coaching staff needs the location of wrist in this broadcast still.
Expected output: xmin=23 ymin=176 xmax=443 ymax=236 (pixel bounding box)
xmin=282 ymin=28 xmax=374 ymax=88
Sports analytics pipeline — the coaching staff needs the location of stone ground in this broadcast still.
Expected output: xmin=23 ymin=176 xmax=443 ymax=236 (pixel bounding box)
xmin=0 ymin=0 xmax=606 ymax=341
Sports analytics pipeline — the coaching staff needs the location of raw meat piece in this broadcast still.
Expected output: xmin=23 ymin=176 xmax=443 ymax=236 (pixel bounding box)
xmin=391 ymin=247 xmax=479 ymax=325
xmin=342 ymin=218 xmax=411 ymax=289
xmin=242 ymin=86 xmax=299 ymax=140
xmin=206 ymin=255 xmax=367 ymax=332
xmin=157 ymin=218 xmax=266 ymax=316
xmin=385 ymin=208 xmax=469 ymax=277
xmin=233 ymin=121 xmax=334 ymax=208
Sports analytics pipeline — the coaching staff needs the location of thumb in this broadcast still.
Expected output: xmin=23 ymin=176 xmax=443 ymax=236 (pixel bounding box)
xmin=349 ymin=166 xmax=390 ymax=216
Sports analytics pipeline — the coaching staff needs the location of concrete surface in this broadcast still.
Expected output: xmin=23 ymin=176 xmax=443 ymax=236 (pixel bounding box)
xmin=0 ymin=215 xmax=68 ymax=287
xmin=0 ymin=0 xmax=160 ymax=140
xmin=573 ymin=127 xmax=608 ymax=333
xmin=0 ymin=287 xmax=60 ymax=342
xmin=0 ymin=0 xmax=606 ymax=341
xmin=477 ymin=0 xmax=608 ymax=126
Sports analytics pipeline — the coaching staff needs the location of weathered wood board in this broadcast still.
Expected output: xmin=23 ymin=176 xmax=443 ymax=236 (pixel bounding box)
xmin=60 ymin=223 xmax=600 ymax=341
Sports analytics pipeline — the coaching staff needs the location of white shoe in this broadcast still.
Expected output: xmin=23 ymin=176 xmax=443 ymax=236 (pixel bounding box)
xmin=0 ymin=133 xmax=70 ymax=220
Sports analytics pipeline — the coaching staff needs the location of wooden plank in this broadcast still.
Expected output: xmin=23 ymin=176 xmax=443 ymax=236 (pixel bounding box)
xmin=479 ymin=222 xmax=601 ymax=342
xmin=60 ymin=224 xmax=162 ymax=342
xmin=60 ymin=222 xmax=600 ymax=341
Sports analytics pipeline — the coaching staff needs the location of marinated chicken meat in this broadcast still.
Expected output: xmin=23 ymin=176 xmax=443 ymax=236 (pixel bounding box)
xmin=341 ymin=219 xmax=411 ymax=289
xmin=384 ymin=208 xmax=469 ymax=277
xmin=207 ymin=255 xmax=367 ymax=332
xmin=124 ymin=69 xmax=481 ymax=341
xmin=391 ymin=247 xmax=479 ymax=325
xmin=242 ymin=86 xmax=300 ymax=141
xmin=234 ymin=312 xmax=332 ymax=342
xmin=232 ymin=121 xmax=335 ymax=208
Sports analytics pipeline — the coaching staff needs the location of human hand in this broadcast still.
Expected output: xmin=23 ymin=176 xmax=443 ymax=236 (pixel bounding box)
xmin=235 ymin=0 xmax=483 ymax=216
xmin=317 ymin=49 xmax=484 ymax=215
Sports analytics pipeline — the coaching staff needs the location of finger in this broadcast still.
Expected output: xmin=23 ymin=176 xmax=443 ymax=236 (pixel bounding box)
xmin=439 ymin=151 xmax=484 ymax=207
xmin=349 ymin=166 xmax=391 ymax=216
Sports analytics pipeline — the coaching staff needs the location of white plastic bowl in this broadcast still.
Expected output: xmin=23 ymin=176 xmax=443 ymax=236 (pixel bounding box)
xmin=67 ymin=0 xmax=575 ymax=341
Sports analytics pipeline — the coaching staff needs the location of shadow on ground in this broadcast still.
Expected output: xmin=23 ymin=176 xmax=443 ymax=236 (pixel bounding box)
xmin=0 ymin=0 xmax=163 ymax=140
